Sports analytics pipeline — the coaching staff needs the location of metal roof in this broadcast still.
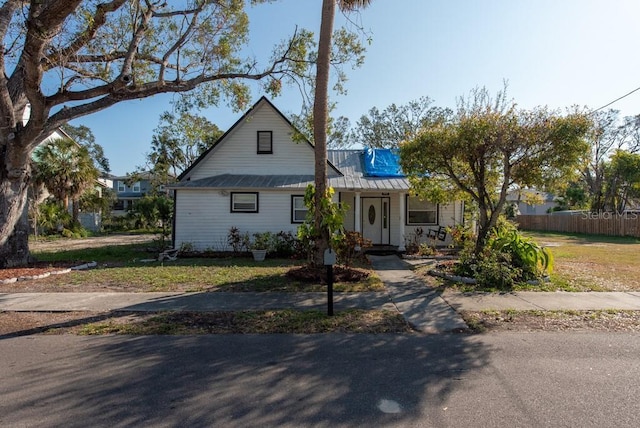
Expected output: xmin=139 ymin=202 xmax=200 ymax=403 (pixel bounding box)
xmin=172 ymin=150 xmax=410 ymax=191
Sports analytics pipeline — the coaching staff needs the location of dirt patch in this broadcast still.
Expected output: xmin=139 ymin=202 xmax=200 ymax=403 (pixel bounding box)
xmin=30 ymin=234 xmax=156 ymax=253
xmin=462 ymin=310 xmax=640 ymax=333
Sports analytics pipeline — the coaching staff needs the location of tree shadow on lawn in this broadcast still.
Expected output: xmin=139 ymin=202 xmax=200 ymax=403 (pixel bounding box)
xmin=0 ymin=332 xmax=491 ymax=427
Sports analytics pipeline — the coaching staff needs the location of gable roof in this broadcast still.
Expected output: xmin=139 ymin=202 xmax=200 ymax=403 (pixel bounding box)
xmin=178 ymin=96 xmax=341 ymax=181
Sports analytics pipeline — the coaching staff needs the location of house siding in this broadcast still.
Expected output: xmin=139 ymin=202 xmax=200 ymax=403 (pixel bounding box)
xmin=175 ymin=189 xmax=302 ymax=251
xmin=187 ymin=102 xmax=337 ymax=180
xmin=340 ymin=192 xmax=464 ymax=247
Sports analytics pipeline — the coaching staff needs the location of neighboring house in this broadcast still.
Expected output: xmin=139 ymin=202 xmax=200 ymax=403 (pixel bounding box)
xmin=110 ymin=172 xmax=172 ymax=215
xmin=507 ymin=188 xmax=556 ymax=215
xmin=171 ymin=97 xmax=464 ymax=252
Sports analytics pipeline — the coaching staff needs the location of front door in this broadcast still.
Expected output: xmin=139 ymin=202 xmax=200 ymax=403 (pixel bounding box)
xmin=361 ymin=197 xmax=390 ymax=245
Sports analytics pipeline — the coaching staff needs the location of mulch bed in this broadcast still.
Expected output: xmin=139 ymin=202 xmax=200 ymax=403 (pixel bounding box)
xmin=286 ymin=265 xmax=370 ymax=283
xmin=0 ymin=261 xmax=84 ymax=282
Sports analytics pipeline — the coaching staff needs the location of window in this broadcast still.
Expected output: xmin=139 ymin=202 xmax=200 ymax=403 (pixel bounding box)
xmin=231 ymin=192 xmax=258 ymax=213
xmin=291 ymin=195 xmax=307 ymax=223
xmin=406 ymin=196 xmax=438 ymax=225
xmin=117 ymin=181 xmax=125 ymax=192
xmin=132 ymin=182 xmax=141 ymax=193
xmin=257 ymin=131 xmax=273 ymax=154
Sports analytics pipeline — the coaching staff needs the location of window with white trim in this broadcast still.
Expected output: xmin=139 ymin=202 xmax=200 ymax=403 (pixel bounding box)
xmin=231 ymin=192 xmax=258 ymax=213
xmin=257 ymin=131 xmax=273 ymax=154
xmin=132 ymin=181 xmax=141 ymax=193
xmin=117 ymin=181 xmax=125 ymax=192
xmin=291 ymin=195 xmax=307 ymax=223
xmin=406 ymin=196 xmax=438 ymax=225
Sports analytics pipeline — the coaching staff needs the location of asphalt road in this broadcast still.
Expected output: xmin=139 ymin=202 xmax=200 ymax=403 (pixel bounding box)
xmin=1 ymin=332 xmax=639 ymax=427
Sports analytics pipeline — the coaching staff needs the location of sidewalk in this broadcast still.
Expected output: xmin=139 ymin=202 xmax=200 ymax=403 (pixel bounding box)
xmin=1 ymin=255 xmax=640 ymax=334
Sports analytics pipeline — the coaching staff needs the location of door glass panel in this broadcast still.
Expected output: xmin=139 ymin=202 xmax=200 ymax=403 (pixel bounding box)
xmin=368 ymin=205 xmax=376 ymax=225
xmin=383 ymin=202 xmax=388 ymax=228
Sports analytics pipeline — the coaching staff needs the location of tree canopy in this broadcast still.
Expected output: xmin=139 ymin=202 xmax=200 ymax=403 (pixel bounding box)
xmin=0 ymin=0 xmax=366 ymax=267
xmin=147 ymin=110 xmax=223 ymax=177
xmin=352 ymin=96 xmax=451 ymax=148
xmin=400 ymin=87 xmax=591 ymax=252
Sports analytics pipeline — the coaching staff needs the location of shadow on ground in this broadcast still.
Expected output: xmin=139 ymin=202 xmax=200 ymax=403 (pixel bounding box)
xmin=0 ymin=333 xmax=490 ymax=426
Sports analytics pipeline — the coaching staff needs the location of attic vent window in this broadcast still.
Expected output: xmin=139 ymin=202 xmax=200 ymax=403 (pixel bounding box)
xmin=257 ymin=131 xmax=273 ymax=154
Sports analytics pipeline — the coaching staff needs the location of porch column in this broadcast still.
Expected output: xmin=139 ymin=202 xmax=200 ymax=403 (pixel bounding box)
xmin=398 ymin=192 xmax=406 ymax=251
xmin=354 ymin=192 xmax=361 ymax=233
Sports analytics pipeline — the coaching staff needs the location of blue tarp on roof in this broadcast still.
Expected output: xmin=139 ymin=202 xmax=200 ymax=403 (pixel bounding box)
xmin=363 ymin=148 xmax=405 ymax=177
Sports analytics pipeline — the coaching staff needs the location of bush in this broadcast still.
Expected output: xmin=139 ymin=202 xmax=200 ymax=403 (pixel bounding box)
xmin=488 ymin=219 xmax=553 ymax=279
xmin=453 ymin=218 xmax=552 ymax=289
xmin=227 ymin=227 xmax=250 ymax=253
xmin=334 ymin=231 xmax=371 ymax=267
xmin=273 ymin=231 xmax=298 ymax=258
xmin=454 ymin=250 xmax=520 ymax=290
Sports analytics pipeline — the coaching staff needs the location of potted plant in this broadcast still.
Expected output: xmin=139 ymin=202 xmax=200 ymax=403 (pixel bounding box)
xmin=251 ymin=232 xmax=272 ymax=261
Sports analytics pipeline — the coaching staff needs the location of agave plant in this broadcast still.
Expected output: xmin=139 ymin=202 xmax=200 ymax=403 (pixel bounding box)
xmin=488 ymin=221 xmax=554 ymax=278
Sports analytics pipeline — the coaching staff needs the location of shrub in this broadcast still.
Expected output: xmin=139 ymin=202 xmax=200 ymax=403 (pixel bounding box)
xmin=454 ymin=250 xmax=520 ymax=290
xmin=488 ymin=220 xmax=553 ymax=279
xmin=418 ymin=243 xmax=434 ymax=257
xmin=227 ymin=227 xmax=250 ymax=253
xmin=273 ymin=231 xmax=298 ymax=258
xmin=447 ymin=224 xmax=474 ymax=249
xmin=251 ymin=232 xmax=274 ymax=251
xmin=334 ymin=231 xmax=372 ymax=267
xmin=404 ymin=227 xmax=425 ymax=254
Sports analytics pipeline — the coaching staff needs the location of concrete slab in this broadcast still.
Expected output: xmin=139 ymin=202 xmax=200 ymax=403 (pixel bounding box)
xmin=0 ymin=292 xmax=396 ymax=313
xmin=441 ymin=292 xmax=543 ymax=311
xmin=515 ymin=292 xmax=640 ymax=310
xmin=440 ymin=291 xmax=640 ymax=311
xmin=369 ymin=255 xmax=469 ymax=333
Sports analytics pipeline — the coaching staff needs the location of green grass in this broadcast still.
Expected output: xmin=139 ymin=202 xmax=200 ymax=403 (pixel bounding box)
xmin=32 ymin=242 xmax=157 ymax=263
xmin=30 ymin=244 xmax=383 ymax=292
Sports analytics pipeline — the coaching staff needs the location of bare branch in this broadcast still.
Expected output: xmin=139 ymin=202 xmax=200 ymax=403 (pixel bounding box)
xmin=46 ymin=0 xmax=128 ymax=67
xmin=159 ymin=7 xmax=201 ymax=81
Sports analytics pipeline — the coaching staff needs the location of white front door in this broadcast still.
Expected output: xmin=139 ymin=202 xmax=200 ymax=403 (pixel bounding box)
xmin=361 ymin=197 xmax=390 ymax=245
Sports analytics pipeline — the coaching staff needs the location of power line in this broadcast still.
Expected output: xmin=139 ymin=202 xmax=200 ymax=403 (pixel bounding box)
xmin=591 ymin=85 xmax=640 ymax=114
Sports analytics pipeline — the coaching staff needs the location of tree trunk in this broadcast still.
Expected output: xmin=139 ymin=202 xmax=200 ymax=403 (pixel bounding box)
xmin=0 ymin=141 xmax=33 ymax=267
xmin=0 ymin=186 xmax=31 ymax=268
xmin=311 ymin=0 xmax=335 ymax=266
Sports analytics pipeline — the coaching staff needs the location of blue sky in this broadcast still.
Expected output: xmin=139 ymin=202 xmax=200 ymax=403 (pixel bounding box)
xmin=72 ymin=0 xmax=640 ymax=176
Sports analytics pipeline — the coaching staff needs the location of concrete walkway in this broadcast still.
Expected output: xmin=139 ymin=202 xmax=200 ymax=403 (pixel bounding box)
xmin=2 ymin=255 xmax=640 ymax=334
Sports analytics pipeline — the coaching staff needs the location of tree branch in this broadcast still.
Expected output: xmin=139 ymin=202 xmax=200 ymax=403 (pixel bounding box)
xmin=45 ymin=0 xmax=128 ymax=67
xmin=0 ymin=0 xmax=21 ymax=134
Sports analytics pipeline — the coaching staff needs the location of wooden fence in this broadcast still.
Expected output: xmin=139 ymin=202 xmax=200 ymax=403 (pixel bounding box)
xmin=516 ymin=214 xmax=640 ymax=238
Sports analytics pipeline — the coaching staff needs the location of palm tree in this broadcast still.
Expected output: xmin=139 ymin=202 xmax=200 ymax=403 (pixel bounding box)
xmin=33 ymin=137 xmax=99 ymax=224
xmin=313 ymin=0 xmax=371 ymax=264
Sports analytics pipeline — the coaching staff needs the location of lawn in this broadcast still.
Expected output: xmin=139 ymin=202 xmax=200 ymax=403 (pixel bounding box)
xmin=16 ymin=244 xmax=383 ymax=293
xmin=413 ymin=231 xmax=640 ymax=292
xmin=525 ymin=231 xmax=640 ymax=291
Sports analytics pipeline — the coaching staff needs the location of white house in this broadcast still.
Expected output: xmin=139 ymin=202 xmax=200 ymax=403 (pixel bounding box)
xmin=171 ymin=97 xmax=464 ymax=252
xmin=506 ymin=188 xmax=556 ymax=215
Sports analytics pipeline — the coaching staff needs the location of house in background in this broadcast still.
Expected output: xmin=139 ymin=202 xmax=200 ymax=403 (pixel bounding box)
xmin=110 ymin=172 xmax=172 ymax=215
xmin=507 ymin=188 xmax=556 ymax=215
xmin=171 ymin=97 xmax=464 ymax=252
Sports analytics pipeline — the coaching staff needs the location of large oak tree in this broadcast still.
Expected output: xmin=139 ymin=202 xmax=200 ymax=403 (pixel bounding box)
xmin=0 ymin=0 xmax=362 ymax=267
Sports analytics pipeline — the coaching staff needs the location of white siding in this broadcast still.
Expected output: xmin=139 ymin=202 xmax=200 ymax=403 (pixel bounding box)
xmin=186 ymin=101 xmax=320 ymax=180
xmin=175 ymin=189 xmax=302 ymax=251
xmin=340 ymin=192 xmax=465 ymax=247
